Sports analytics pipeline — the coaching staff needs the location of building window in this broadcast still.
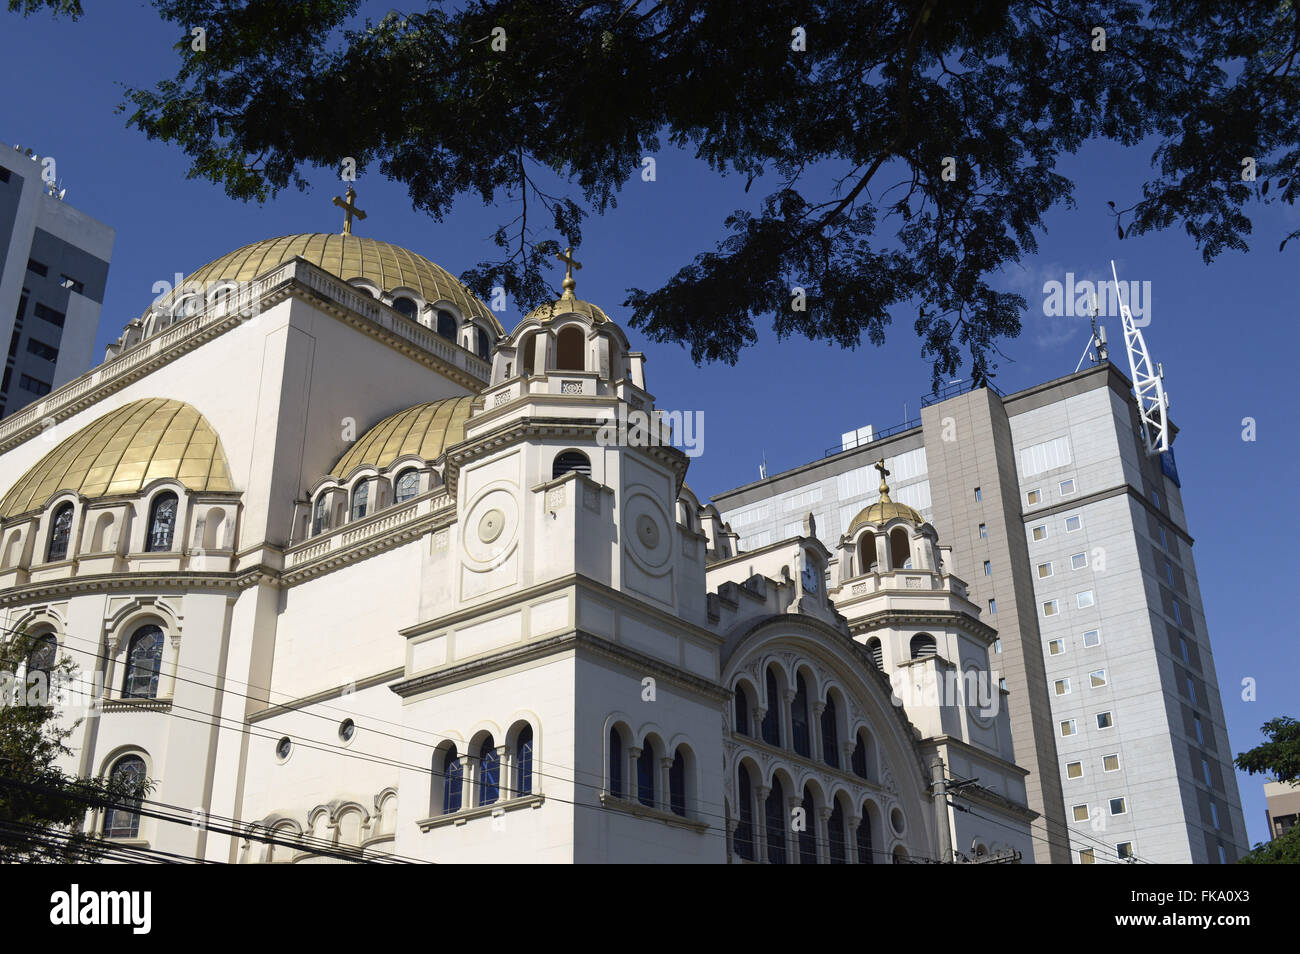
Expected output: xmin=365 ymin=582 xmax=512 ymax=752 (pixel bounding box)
xmin=993 ymin=638 xmax=1002 ymax=653
xmin=608 ymin=727 xmax=623 ymax=798
xmin=865 ymin=637 xmax=883 ymax=670
xmin=1109 ymin=797 xmax=1127 ymax=816
xmin=1059 ymin=478 xmax=1076 ymax=496
xmin=1172 ymin=602 xmax=1182 ymax=624
xmin=1089 ymin=669 xmax=1108 ymax=688
xmin=1065 ymin=514 xmax=1082 ymax=532
xmin=910 ymin=633 xmax=937 ymax=659
xmin=1151 ymin=488 xmax=1160 ymax=509
xmin=394 ymin=470 xmax=420 ymax=503
xmin=1179 ymin=635 xmax=1190 ymax=663
xmin=1037 ymin=561 xmax=1053 ymax=578
xmin=1054 ymin=678 xmax=1071 ymax=696
xmin=798 ymin=787 xmax=818 ymax=864
xmin=636 ymin=742 xmax=656 ymax=807
xmin=1071 ymin=552 xmax=1088 ymax=570
xmin=33 ymin=302 xmax=65 ymax=327
xmin=1072 ymin=804 xmax=1089 ymax=823
xmin=821 ymin=695 xmax=839 ymax=767
xmin=791 ymin=674 xmax=811 ymax=757
xmin=851 ymin=732 xmax=870 ymax=780
xmin=1026 ymin=488 xmax=1041 ymax=506
xmin=978 ymin=523 xmax=987 ymax=539
xmin=1077 ymin=590 xmax=1095 ymax=609
xmin=1165 ymin=560 xmax=1174 ymax=586
xmin=435 ymin=309 xmax=458 ymax=341
xmin=1117 ymin=842 xmax=1134 ymax=860
xmin=312 ymin=495 xmax=329 ymax=535
xmin=556 ymin=326 xmax=585 ymax=371
xmin=998 ymin=677 xmax=1007 ymax=691
xmin=146 ymin=492 xmax=178 ymax=552
xmin=102 ymin=755 xmax=147 ymax=839
xmin=1031 ymin=525 xmax=1047 ymax=542
xmin=857 ymin=804 xmax=873 ymax=864
xmin=276 ymin=737 xmax=292 ymax=761
xmin=350 ymin=480 xmax=370 ymax=521
xmin=1217 ymin=841 xmax=1227 ymax=864
xmin=26 ymin=258 xmax=48 ymax=277
xmin=1210 ymin=802 xmax=1220 ymax=829
xmin=20 ymin=374 xmax=52 ymax=396
xmin=1194 ymin=715 xmax=1205 ymax=745
xmin=474 ymin=327 xmax=492 ymax=361
xmin=1201 ymin=757 xmax=1212 ymax=786
xmin=1042 ymin=599 xmax=1059 ymax=617
xmin=392 ymin=296 xmax=418 ymax=319
xmin=1083 ymin=629 xmax=1101 ymax=648
xmin=440 ymin=746 xmax=463 ymax=814
xmin=765 ymin=777 xmax=787 ymax=864
xmin=515 ymin=725 xmax=533 ymax=795
xmin=1079 ymin=848 xmax=1095 ymax=864
xmin=668 ymin=749 xmax=687 ymax=817
xmin=25 ymin=633 xmax=57 ymax=684
xmin=552 ymin=450 xmax=591 ymax=479
xmin=478 ymin=737 xmax=500 ymax=806
xmin=122 ymin=625 xmax=164 ymax=699
xmin=1158 ymin=525 xmax=1168 ymax=549
xmin=1048 ymin=638 xmax=1065 ymax=656
xmin=47 ymin=503 xmax=73 ymax=561
xmin=26 ymin=338 xmax=58 ymax=361
xmin=1097 ymin=711 xmax=1114 ymax=729
xmin=1066 ymin=761 xmax=1084 ymax=779
xmin=59 ymin=274 xmax=84 ymax=294
xmin=1060 ymin=719 xmax=1077 ymax=737
xmin=828 ymin=800 xmax=846 ymax=864
xmin=983 ymin=560 xmax=991 ymax=576
xmin=735 ymin=768 xmax=755 ymax=860
xmin=973 ymin=487 xmax=982 ymax=502
xmin=987 ymin=598 xmax=997 ymax=614
xmin=1103 ymin=753 xmax=1121 ymax=772
xmin=761 ymin=669 xmax=781 ymax=746
xmin=338 ymin=719 xmax=356 ymax=743
xmin=734 ymin=684 xmax=751 ymax=735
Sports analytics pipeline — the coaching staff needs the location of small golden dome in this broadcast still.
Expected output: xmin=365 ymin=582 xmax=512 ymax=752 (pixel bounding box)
xmin=161 ymin=233 xmax=503 ymax=333
xmin=0 ymin=399 xmax=233 ymax=517
xmin=846 ymin=457 xmax=922 ymax=533
xmin=521 ymin=290 xmax=611 ymax=326
xmin=330 ymin=395 xmax=476 ymax=478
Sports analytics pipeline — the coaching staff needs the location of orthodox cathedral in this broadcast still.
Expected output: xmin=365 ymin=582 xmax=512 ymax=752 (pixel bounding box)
xmin=0 ymin=204 xmax=1037 ymax=863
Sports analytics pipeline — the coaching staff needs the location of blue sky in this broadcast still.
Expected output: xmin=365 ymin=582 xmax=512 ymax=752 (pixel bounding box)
xmin=2 ymin=3 xmax=1296 ymax=848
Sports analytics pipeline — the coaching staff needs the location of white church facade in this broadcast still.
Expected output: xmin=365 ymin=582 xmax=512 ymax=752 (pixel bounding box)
xmin=0 ymin=223 xmax=1038 ymax=863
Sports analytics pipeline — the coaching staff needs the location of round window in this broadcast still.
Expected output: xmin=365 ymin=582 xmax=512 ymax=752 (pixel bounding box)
xmin=339 ymin=719 xmax=356 ymax=743
xmin=275 ymin=736 xmax=292 ymax=762
xmin=891 ymin=807 xmax=906 ymax=834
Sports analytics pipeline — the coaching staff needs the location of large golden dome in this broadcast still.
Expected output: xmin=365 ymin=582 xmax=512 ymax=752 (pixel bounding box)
xmin=330 ymin=396 xmax=476 ymax=478
xmin=166 ymin=234 xmax=503 ymax=333
xmin=846 ymin=498 xmax=924 ymax=534
xmin=0 ymin=399 xmax=233 ymax=517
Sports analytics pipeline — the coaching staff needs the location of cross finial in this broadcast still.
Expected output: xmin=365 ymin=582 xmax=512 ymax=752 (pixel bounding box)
xmin=556 ymin=246 xmax=581 ymax=297
xmin=332 ymin=185 xmax=367 ymax=236
xmin=875 ymin=458 xmax=892 ymax=500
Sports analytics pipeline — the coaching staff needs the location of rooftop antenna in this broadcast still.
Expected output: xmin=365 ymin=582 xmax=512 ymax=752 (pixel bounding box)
xmin=759 ymin=453 xmax=768 ymax=481
xmin=1074 ymin=293 xmax=1109 ymax=372
xmin=1111 ymin=260 xmax=1169 ymax=455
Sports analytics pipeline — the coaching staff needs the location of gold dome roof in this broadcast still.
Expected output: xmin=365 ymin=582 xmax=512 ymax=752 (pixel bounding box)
xmin=330 ymin=395 xmax=476 ymax=478
xmin=846 ymin=458 xmax=923 ymax=534
xmin=0 ymin=399 xmax=233 ymax=517
xmin=164 ymin=233 xmax=503 ymax=333
xmin=521 ymin=290 xmax=611 ymax=326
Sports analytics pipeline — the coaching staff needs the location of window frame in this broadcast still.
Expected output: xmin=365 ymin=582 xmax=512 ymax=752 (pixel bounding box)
xmin=1059 ymin=478 xmax=1077 ymax=497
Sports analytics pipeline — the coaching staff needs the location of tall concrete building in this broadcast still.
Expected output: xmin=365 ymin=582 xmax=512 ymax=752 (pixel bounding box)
xmin=0 ymin=143 xmax=113 ymax=419
xmin=713 ymin=363 xmax=1247 ymax=864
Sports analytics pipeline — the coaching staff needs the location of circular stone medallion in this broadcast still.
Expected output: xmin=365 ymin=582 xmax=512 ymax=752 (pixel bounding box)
xmin=478 ymin=508 xmax=506 ymax=543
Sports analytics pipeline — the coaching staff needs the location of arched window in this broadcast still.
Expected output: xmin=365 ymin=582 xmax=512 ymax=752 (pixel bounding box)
xmin=608 ymin=727 xmax=623 ymax=798
xmin=761 ymin=668 xmax=781 ymax=746
xmin=859 ymin=535 xmax=877 ymax=572
xmin=102 ymin=755 xmax=146 ymax=839
xmin=857 ymin=806 xmax=874 ymax=864
xmin=440 ymin=745 xmax=463 ymax=814
xmin=146 ymin=492 xmax=178 ymax=552
xmin=350 ymin=480 xmax=370 ymax=521
xmin=910 ymin=633 xmax=937 ymax=659
xmin=828 ymin=800 xmax=846 ymax=863
xmin=735 ymin=767 xmax=755 ymax=861
xmin=890 ymin=528 xmax=911 ymax=569
xmin=25 ymin=633 xmax=57 ymax=677
xmin=821 ymin=695 xmax=840 ymax=767
xmin=799 ymin=786 xmax=818 ymax=864
xmin=669 ymin=749 xmax=687 ymax=817
xmin=122 ymin=625 xmax=164 ymax=699
xmin=521 ymin=334 xmax=537 ymax=375
xmin=765 ymin=777 xmax=787 ymax=864
xmin=47 ymin=503 xmax=73 ymax=562
xmin=312 ymin=494 xmax=329 ymax=535
xmin=556 ymin=326 xmax=584 ymax=370
xmin=436 ymin=309 xmax=458 ymax=341
xmin=515 ymin=725 xmax=533 ymax=796
xmin=851 ymin=730 xmax=870 ymax=780
xmin=866 ymin=637 xmax=883 ymax=670
xmin=392 ymin=296 xmax=418 ymax=319
xmin=478 ymin=736 xmax=499 ymax=807
xmin=734 ymin=684 xmax=751 ymax=736
xmin=636 ymin=742 xmax=656 ymax=808
xmin=394 ymin=470 xmax=420 ymax=504
xmin=552 ymin=450 xmax=591 ymax=479
xmin=474 ymin=327 xmax=492 ymax=361
xmin=791 ymin=674 xmax=811 ymax=757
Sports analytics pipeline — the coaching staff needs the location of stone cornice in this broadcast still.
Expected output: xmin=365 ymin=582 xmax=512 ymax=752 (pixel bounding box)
xmin=247 ymin=667 xmax=405 ymax=724
xmin=0 ymin=568 xmax=274 ymax=606
xmin=845 ymin=607 xmax=999 ymax=645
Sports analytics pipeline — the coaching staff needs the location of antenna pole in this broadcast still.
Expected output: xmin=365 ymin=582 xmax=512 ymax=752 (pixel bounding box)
xmin=1111 ymin=260 xmax=1169 ymax=455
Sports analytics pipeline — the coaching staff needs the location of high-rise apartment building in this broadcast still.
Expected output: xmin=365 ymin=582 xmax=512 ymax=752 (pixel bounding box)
xmin=0 ymin=142 xmax=112 ymax=418
xmin=713 ymin=363 xmax=1246 ymax=864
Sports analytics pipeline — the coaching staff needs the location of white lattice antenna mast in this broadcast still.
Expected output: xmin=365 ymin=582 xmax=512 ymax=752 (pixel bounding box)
xmin=1111 ymin=260 xmax=1169 ymax=455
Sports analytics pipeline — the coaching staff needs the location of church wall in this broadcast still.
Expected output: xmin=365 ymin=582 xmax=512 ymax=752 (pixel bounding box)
xmin=394 ymin=652 xmax=579 ymax=863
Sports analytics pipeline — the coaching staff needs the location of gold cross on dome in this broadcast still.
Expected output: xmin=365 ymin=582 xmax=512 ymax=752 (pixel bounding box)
xmin=332 ymin=185 xmax=367 ymax=235
xmin=556 ymin=246 xmax=581 ymax=295
xmin=875 ymin=458 xmax=892 ymax=498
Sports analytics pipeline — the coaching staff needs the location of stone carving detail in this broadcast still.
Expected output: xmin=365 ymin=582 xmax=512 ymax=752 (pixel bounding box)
xmin=433 ymin=528 xmax=449 ymax=551
xmin=546 ymin=487 xmax=566 ymax=511
xmin=494 ymin=390 xmax=511 ymax=407
xmin=852 ymin=582 xmax=868 ymax=595
xmin=561 ymin=380 xmax=583 ymax=395
xmin=905 ymin=576 xmax=923 ymax=589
